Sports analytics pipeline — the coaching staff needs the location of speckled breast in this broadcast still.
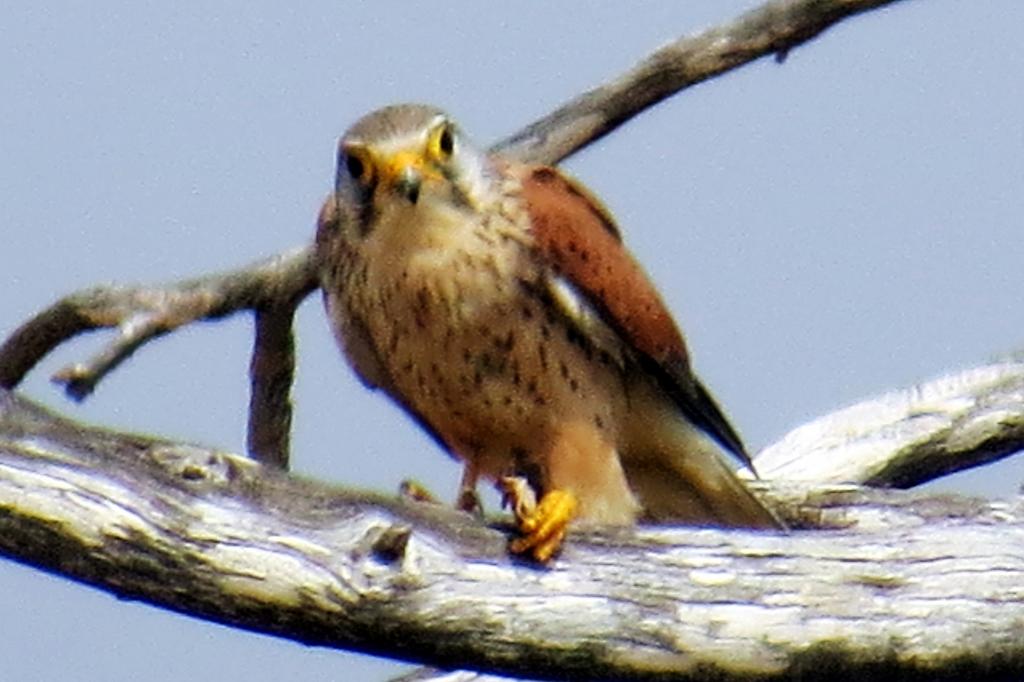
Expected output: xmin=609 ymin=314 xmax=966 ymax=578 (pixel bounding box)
xmin=344 ymin=205 xmax=622 ymax=465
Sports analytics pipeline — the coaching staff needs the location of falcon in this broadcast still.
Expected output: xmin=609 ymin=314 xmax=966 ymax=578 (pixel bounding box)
xmin=315 ymin=104 xmax=781 ymax=561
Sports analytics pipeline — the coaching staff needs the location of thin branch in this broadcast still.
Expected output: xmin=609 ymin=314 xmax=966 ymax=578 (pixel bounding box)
xmin=0 ymin=247 xmax=317 ymax=465
xmin=492 ymin=0 xmax=907 ymax=164
xmin=0 ymin=246 xmax=317 ymax=395
xmin=1 ymin=375 xmax=1023 ymax=680
xmin=247 ymin=302 xmax=301 ymax=469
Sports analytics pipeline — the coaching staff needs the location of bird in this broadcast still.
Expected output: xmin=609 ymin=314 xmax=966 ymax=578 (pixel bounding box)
xmin=315 ymin=104 xmax=782 ymax=562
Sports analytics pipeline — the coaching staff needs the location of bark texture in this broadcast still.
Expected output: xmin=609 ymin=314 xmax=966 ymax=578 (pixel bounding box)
xmin=1 ymin=362 xmax=1023 ymax=680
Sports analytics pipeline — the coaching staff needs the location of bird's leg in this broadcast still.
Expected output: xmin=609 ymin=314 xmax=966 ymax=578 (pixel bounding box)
xmin=499 ymin=475 xmax=577 ymax=563
xmin=456 ymin=461 xmax=484 ymax=516
xmin=398 ymin=462 xmax=484 ymax=516
xmin=398 ymin=479 xmax=440 ymax=504
xmin=498 ymin=475 xmax=537 ymax=518
xmin=500 ymin=422 xmax=636 ymax=561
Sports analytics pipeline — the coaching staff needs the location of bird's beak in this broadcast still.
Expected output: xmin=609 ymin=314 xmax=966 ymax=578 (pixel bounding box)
xmin=382 ymin=150 xmax=424 ymax=205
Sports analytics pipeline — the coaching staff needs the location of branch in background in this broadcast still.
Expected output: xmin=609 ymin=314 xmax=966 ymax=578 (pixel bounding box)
xmin=0 ymin=246 xmax=317 ymax=395
xmin=756 ymin=362 xmax=1024 ymax=488
xmin=0 ymin=0 xmax=906 ymax=466
xmin=0 ymin=246 xmax=318 ymax=467
xmin=247 ymin=303 xmax=302 ymax=469
xmin=2 ymin=361 xmax=1024 ymax=680
xmin=493 ymin=0 xmax=906 ymax=164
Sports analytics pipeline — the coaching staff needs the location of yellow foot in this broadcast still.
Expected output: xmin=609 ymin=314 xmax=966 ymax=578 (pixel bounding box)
xmin=398 ymin=479 xmax=439 ymax=504
xmin=499 ymin=477 xmax=577 ymax=563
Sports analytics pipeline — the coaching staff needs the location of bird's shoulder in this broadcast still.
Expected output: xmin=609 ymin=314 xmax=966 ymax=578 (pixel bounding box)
xmin=503 ymin=161 xmax=751 ymax=465
xmin=505 ymin=161 xmax=689 ymax=371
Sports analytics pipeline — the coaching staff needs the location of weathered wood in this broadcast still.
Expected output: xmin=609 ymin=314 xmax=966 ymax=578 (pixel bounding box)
xmin=2 ymin=358 xmax=1024 ymax=679
xmin=756 ymin=362 xmax=1024 ymax=487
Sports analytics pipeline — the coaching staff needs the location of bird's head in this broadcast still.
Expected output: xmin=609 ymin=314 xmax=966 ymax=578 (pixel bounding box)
xmin=333 ymin=104 xmax=493 ymax=238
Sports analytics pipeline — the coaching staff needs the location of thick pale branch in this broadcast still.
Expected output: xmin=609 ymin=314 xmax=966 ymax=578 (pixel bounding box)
xmin=1 ymin=385 xmax=1023 ymax=680
xmin=756 ymin=362 xmax=1024 ymax=487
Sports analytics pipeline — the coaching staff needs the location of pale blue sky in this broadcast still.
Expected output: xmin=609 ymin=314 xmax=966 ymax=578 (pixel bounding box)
xmin=2 ymin=1 xmax=1023 ymax=680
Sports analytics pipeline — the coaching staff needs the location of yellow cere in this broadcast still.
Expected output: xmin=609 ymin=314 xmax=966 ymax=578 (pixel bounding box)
xmin=381 ymin=149 xmax=428 ymax=185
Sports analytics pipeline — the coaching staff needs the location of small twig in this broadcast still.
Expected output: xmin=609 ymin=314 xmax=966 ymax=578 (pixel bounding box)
xmin=247 ymin=303 xmax=300 ymax=469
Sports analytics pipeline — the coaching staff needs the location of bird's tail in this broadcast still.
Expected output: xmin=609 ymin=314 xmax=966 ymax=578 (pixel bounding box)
xmin=621 ymin=403 xmax=784 ymax=529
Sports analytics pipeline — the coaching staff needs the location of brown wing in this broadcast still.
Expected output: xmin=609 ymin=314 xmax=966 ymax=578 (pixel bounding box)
xmin=514 ymin=164 xmax=752 ymax=468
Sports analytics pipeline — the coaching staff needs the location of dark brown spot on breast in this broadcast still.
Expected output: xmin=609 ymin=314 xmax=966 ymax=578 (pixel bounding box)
xmin=494 ymin=331 xmax=516 ymax=352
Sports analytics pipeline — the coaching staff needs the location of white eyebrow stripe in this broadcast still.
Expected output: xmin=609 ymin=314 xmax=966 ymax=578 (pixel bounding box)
xmin=376 ymin=130 xmax=430 ymax=156
xmin=368 ymin=114 xmax=446 ymax=156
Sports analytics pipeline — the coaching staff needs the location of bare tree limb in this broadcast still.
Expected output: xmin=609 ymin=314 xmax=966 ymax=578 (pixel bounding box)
xmin=1 ymin=359 xmax=1024 ymax=680
xmin=756 ymin=362 xmax=1024 ymax=488
xmin=247 ymin=302 xmax=302 ymax=469
xmin=0 ymin=0 xmax=906 ymax=466
xmin=493 ymin=0 xmax=908 ymax=165
xmin=0 ymin=246 xmax=318 ymax=395
xmin=0 ymin=246 xmax=318 ymax=466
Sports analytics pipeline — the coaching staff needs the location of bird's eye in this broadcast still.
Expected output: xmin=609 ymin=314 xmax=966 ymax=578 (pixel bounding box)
xmin=439 ymin=125 xmax=454 ymax=156
xmin=430 ymin=122 xmax=455 ymax=160
xmin=346 ymin=153 xmax=366 ymax=181
xmin=342 ymin=144 xmax=374 ymax=187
